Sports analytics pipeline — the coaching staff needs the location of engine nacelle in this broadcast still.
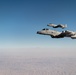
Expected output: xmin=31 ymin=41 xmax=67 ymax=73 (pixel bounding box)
xmin=65 ymin=30 xmax=75 ymax=35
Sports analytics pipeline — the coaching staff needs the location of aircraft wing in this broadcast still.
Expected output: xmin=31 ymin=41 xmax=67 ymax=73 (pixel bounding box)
xmin=47 ymin=23 xmax=67 ymax=29
xmin=49 ymin=30 xmax=64 ymax=38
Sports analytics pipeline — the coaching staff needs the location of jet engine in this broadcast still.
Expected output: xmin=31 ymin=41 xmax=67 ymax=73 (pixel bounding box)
xmin=71 ymin=35 xmax=76 ymax=39
xmin=65 ymin=30 xmax=75 ymax=35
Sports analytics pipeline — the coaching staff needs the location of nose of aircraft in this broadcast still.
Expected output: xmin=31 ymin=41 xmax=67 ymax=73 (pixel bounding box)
xmin=37 ymin=31 xmax=41 ymax=34
xmin=37 ymin=31 xmax=40 ymax=34
xmin=47 ymin=24 xmax=49 ymax=26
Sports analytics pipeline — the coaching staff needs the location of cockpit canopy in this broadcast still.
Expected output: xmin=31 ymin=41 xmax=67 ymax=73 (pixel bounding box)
xmin=42 ymin=28 xmax=49 ymax=30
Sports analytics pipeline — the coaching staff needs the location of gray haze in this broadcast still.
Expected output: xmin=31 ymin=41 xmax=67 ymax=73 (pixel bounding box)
xmin=0 ymin=48 xmax=76 ymax=75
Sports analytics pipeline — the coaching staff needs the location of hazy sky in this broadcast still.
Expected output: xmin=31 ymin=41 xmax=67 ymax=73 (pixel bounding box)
xmin=0 ymin=0 xmax=76 ymax=48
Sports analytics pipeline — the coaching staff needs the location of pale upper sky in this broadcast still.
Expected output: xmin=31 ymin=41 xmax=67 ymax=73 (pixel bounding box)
xmin=0 ymin=0 xmax=76 ymax=49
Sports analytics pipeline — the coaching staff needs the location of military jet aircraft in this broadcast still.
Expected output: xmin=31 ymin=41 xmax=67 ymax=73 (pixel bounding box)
xmin=37 ymin=28 xmax=76 ymax=39
xmin=47 ymin=23 xmax=67 ymax=29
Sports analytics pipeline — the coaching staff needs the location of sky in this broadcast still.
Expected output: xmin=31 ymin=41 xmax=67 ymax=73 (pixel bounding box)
xmin=0 ymin=0 xmax=76 ymax=49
